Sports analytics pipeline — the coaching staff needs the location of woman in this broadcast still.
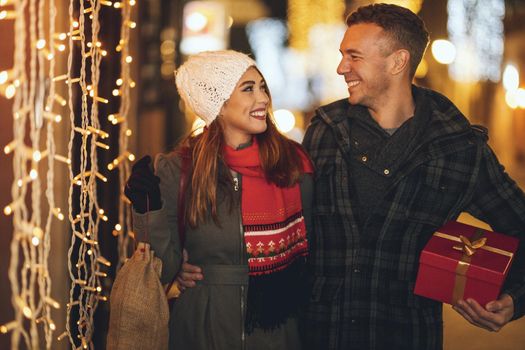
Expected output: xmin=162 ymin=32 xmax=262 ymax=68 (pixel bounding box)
xmin=125 ymin=50 xmax=313 ymax=350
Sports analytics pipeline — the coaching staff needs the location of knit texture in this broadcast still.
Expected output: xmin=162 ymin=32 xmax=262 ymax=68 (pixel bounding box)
xmin=175 ymin=50 xmax=256 ymax=126
xmin=222 ymin=139 xmax=314 ymax=331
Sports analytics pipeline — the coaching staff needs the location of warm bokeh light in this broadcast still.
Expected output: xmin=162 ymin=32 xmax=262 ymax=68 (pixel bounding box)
xmin=274 ymin=109 xmax=296 ymax=133
xmin=415 ymin=59 xmax=428 ymax=79
xmin=5 ymin=84 xmax=16 ymax=99
xmin=377 ymin=0 xmax=423 ymax=13
xmin=181 ymin=2 xmax=228 ymax=55
xmin=431 ymin=39 xmax=456 ymax=64
xmin=505 ymin=89 xmax=519 ymax=109
xmin=36 ymin=39 xmax=46 ymax=49
xmin=185 ymin=11 xmax=208 ymax=32
xmin=192 ymin=118 xmax=206 ymax=135
xmin=516 ymin=88 xmax=525 ymax=108
xmin=503 ymin=64 xmax=519 ymax=91
xmin=0 ymin=70 xmax=8 ymax=84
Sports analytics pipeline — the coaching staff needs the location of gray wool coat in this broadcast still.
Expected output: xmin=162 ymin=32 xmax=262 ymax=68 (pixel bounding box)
xmin=133 ymin=151 xmax=313 ymax=350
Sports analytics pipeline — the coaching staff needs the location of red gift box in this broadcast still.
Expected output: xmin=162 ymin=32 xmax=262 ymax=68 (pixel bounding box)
xmin=414 ymin=221 xmax=519 ymax=306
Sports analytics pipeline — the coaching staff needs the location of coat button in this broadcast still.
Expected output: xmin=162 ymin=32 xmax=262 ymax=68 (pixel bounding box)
xmin=383 ymin=169 xmax=390 ymax=175
xmin=361 ymin=156 xmax=367 ymax=162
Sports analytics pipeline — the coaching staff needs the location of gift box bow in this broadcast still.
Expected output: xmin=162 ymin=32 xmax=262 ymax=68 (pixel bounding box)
xmin=434 ymin=231 xmax=513 ymax=258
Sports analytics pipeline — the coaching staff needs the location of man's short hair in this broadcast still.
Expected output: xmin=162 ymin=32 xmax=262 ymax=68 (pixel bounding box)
xmin=346 ymin=3 xmax=429 ymax=78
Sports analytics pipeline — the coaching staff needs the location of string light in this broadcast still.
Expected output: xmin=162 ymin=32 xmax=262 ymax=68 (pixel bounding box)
xmin=3 ymin=0 xmax=136 ymax=347
xmin=0 ymin=69 xmax=12 ymax=84
xmin=0 ymin=83 xmax=16 ymax=99
xmin=2 ymin=0 xmax=69 ymax=346
xmin=53 ymin=32 xmax=67 ymax=40
xmin=0 ymin=10 xmax=16 ymax=20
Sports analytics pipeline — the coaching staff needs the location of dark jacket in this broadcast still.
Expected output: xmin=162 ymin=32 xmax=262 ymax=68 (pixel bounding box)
xmin=302 ymin=86 xmax=525 ymax=350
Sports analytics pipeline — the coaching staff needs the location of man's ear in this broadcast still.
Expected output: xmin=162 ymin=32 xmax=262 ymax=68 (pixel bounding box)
xmin=390 ymin=49 xmax=410 ymax=75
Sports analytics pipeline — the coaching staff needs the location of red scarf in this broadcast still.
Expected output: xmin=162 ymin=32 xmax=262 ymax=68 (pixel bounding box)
xmin=222 ymin=138 xmax=313 ymax=276
xmin=222 ymin=137 xmax=313 ymax=331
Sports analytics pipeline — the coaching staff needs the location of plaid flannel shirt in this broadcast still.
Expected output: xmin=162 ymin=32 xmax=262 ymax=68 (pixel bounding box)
xmin=302 ymin=86 xmax=525 ymax=350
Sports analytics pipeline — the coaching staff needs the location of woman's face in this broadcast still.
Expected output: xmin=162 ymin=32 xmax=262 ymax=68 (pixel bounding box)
xmin=219 ymin=67 xmax=270 ymax=148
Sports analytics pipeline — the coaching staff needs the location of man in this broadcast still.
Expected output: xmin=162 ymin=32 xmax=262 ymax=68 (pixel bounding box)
xmin=300 ymin=3 xmax=525 ymax=349
xmin=177 ymin=3 xmax=525 ymax=349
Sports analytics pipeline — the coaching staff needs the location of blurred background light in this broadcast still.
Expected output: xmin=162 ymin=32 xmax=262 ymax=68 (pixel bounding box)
xmin=506 ymin=90 xmax=519 ymax=109
xmin=180 ymin=1 xmax=228 ymax=55
xmin=503 ymin=64 xmax=520 ymax=92
xmin=191 ymin=118 xmax=206 ymax=135
xmin=414 ymin=58 xmax=428 ymax=79
xmin=374 ymin=0 xmax=423 ymax=13
xmin=447 ymin=0 xmax=505 ymax=82
xmin=185 ymin=11 xmax=208 ymax=32
xmin=431 ymin=39 xmax=456 ymax=65
xmin=517 ymin=88 xmax=525 ymax=109
xmin=274 ymin=109 xmax=296 ymax=133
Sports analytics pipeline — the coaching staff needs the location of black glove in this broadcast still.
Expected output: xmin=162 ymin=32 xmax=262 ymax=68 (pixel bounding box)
xmin=125 ymin=155 xmax=161 ymax=214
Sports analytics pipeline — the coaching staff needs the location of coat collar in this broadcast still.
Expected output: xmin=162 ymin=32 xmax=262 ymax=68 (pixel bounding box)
xmin=316 ymin=85 xmax=472 ymax=146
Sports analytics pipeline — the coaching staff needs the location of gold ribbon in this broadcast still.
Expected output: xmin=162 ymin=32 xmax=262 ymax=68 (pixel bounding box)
xmin=433 ymin=231 xmax=513 ymax=258
xmin=432 ymin=229 xmax=514 ymax=304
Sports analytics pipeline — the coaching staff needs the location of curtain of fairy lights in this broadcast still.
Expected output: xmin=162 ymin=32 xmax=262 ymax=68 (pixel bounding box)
xmin=63 ymin=0 xmax=135 ymax=348
xmin=1 ymin=0 xmax=135 ymax=348
xmin=64 ymin=0 xmax=107 ymax=347
xmin=1 ymin=0 xmax=62 ymax=347
xmin=111 ymin=0 xmax=135 ymax=269
xmin=0 ymin=0 xmax=67 ymax=348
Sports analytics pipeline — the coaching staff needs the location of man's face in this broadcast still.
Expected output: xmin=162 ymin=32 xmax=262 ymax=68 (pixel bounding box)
xmin=337 ymin=23 xmax=393 ymax=108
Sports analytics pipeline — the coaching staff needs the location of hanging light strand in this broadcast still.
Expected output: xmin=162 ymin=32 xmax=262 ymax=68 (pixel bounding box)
xmin=115 ymin=0 xmax=134 ymax=268
xmin=3 ymin=0 xmax=62 ymax=347
xmin=65 ymin=0 xmax=107 ymax=348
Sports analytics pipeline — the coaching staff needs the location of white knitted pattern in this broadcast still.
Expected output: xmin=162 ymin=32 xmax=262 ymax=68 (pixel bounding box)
xmin=175 ymin=50 xmax=256 ymax=126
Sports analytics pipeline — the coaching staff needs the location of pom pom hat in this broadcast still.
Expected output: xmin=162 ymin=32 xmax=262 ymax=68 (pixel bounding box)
xmin=175 ymin=50 xmax=257 ymax=126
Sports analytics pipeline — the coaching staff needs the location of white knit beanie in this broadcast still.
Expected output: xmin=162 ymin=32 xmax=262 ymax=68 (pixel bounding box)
xmin=175 ymin=50 xmax=257 ymax=126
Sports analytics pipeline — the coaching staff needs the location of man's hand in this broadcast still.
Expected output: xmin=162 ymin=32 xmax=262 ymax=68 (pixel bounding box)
xmin=177 ymin=249 xmax=203 ymax=289
xmin=453 ymin=294 xmax=514 ymax=331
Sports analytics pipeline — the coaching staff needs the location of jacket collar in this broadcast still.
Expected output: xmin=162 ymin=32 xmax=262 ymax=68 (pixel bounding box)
xmin=316 ymin=85 xmax=472 ymax=144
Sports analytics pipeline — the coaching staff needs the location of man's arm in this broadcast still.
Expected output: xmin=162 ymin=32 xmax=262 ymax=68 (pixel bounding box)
xmin=177 ymin=249 xmax=203 ymax=289
xmin=456 ymin=142 xmax=525 ymax=328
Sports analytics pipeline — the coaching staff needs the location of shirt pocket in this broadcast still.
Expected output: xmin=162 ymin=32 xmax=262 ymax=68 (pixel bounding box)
xmin=405 ymin=163 xmax=468 ymax=227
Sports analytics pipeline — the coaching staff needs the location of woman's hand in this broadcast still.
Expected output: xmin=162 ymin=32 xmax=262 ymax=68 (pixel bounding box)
xmin=125 ymin=155 xmax=162 ymax=214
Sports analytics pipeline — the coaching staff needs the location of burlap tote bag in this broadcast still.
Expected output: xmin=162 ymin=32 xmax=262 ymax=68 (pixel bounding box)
xmin=107 ymin=242 xmax=169 ymax=350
